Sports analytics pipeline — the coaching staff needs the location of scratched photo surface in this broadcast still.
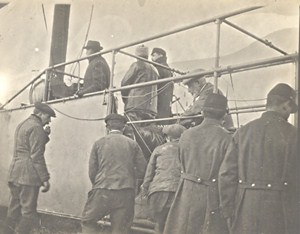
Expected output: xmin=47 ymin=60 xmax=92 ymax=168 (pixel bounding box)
xmin=0 ymin=0 xmax=298 ymax=233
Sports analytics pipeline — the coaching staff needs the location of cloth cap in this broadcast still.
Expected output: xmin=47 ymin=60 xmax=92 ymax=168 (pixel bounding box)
xmin=83 ymin=40 xmax=103 ymax=52
xmin=203 ymin=93 xmax=228 ymax=112
xmin=182 ymin=68 xmax=205 ymax=85
xmin=162 ymin=124 xmax=186 ymax=139
xmin=34 ymin=102 xmax=56 ymax=117
xmin=151 ymin=47 xmax=166 ymax=57
xmin=135 ymin=45 xmax=149 ymax=57
xmin=104 ymin=113 xmax=127 ymax=124
xmin=267 ymin=83 xmax=298 ymax=113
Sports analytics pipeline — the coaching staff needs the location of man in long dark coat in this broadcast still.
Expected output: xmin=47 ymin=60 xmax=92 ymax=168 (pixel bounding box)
xmin=164 ymin=93 xmax=231 ymax=234
xmin=3 ymin=102 xmax=56 ymax=234
xmin=219 ymin=83 xmax=299 ymax=234
xmin=151 ymin=47 xmax=174 ymax=119
xmin=121 ymin=45 xmax=158 ymax=122
xmin=76 ymin=40 xmax=110 ymax=97
xmin=81 ymin=113 xmax=147 ymax=234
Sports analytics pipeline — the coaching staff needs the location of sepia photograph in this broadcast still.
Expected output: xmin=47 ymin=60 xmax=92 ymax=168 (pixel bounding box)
xmin=0 ymin=0 xmax=299 ymax=233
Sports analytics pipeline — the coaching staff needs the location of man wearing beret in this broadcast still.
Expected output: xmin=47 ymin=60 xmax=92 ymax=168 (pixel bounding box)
xmin=121 ymin=45 xmax=159 ymax=122
xmin=151 ymin=48 xmax=174 ymax=119
xmin=219 ymin=83 xmax=299 ymax=234
xmin=164 ymin=94 xmax=231 ymax=234
xmin=81 ymin=113 xmax=147 ymax=234
xmin=180 ymin=69 xmax=234 ymax=131
xmin=76 ymin=40 xmax=110 ymax=97
xmin=140 ymin=124 xmax=186 ymax=234
xmin=3 ymin=102 xmax=56 ymax=234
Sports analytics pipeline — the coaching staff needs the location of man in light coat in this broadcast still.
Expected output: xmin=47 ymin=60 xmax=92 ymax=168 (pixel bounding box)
xmin=219 ymin=83 xmax=299 ymax=234
xmin=81 ymin=113 xmax=147 ymax=234
xmin=180 ymin=69 xmax=234 ymax=131
xmin=3 ymin=102 xmax=56 ymax=234
xmin=164 ymin=93 xmax=231 ymax=234
xmin=121 ymin=45 xmax=159 ymax=122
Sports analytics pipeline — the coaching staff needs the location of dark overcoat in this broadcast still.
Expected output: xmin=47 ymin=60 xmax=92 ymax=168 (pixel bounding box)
xmin=164 ymin=119 xmax=231 ymax=234
xmin=81 ymin=55 xmax=110 ymax=95
xmin=121 ymin=60 xmax=158 ymax=115
xmin=219 ymin=111 xmax=299 ymax=234
xmin=8 ymin=114 xmax=50 ymax=186
xmin=154 ymin=57 xmax=174 ymax=118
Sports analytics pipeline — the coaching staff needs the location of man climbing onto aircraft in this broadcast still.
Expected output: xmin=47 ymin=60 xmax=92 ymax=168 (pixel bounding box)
xmin=81 ymin=113 xmax=146 ymax=234
xmin=75 ymin=40 xmax=110 ymax=97
xmin=3 ymin=102 xmax=56 ymax=234
xmin=151 ymin=47 xmax=174 ymax=119
xmin=180 ymin=68 xmax=234 ymax=130
xmin=121 ymin=45 xmax=159 ymax=122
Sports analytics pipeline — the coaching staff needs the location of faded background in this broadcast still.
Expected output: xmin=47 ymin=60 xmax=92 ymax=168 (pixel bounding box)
xmin=0 ymin=0 xmax=298 ymax=126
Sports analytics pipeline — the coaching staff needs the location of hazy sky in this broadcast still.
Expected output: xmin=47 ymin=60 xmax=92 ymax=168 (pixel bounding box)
xmin=0 ymin=0 xmax=298 ymax=105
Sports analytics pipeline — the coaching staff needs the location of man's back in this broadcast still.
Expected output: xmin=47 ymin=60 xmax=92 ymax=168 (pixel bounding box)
xmin=89 ymin=132 xmax=146 ymax=190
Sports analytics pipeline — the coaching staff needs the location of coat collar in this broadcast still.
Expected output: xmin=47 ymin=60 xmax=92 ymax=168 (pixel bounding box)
xmin=30 ymin=114 xmax=43 ymax=125
xmin=261 ymin=111 xmax=287 ymax=122
xmin=201 ymin=118 xmax=223 ymax=127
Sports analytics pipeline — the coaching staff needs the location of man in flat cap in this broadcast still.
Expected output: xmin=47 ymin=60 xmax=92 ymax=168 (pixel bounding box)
xmin=81 ymin=113 xmax=147 ymax=234
xmin=141 ymin=124 xmax=186 ymax=234
xmin=76 ymin=40 xmax=110 ymax=97
xmin=121 ymin=45 xmax=159 ymax=123
xmin=3 ymin=102 xmax=56 ymax=234
xmin=164 ymin=93 xmax=231 ymax=234
xmin=219 ymin=83 xmax=299 ymax=234
xmin=180 ymin=69 xmax=234 ymax=130
xmin=151 ymin=48 xmax=174 ymax=119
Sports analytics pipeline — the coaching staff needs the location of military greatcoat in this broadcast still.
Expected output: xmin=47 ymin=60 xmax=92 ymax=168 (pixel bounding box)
xmin=164 ymin=119 xmax=231 ymax=234
xmin=219 ymin=111 xmax=299 ymax=234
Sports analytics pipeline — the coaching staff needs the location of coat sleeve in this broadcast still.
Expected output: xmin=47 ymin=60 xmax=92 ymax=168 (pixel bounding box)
xmin=29 ymin=126 xmax=50 ymax=183
xmin=81 ymin=62 xmax=109 ymax=94
xmin=218 ymin=132 xmax=239 ymax=219
xmin=134 ymin=143 xmax=147 ymax=182
xmin=121 ymin=63 xmax=138 ymax=103
xmin=142 ymin=148 xmax=158 ymax=192
xmin=88 ymin=142 xmax=99 ymax=184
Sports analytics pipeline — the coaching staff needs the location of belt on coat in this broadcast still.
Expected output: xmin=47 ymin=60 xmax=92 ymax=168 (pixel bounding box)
xmin=238 ymin=179 xmax=288 ymax=191
xmin=181 ymin=171 xmax=219 ymax=211
xmin=180 ymin=171 xmax=217 ymax=186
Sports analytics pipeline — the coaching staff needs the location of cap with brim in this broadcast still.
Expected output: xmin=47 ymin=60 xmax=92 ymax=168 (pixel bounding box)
xmin=151 ymin=47 xmax=166 ymax=57
xmin=162 ymin=124 xmax=186 ymax=139
xmin=105 ymin=113 xmax=127 ymax=124
xmin=83 ymin=40 xmax=103 ymax=52
xmin=203 ymin=93 xmax=228 ymax=112
xmin=182 ymin=68 xmax=205 ymax=85
xmin=267 ymin=83 xmax=298 ymax=113
xmin=34 ymin=102 xmax=56 ymax=117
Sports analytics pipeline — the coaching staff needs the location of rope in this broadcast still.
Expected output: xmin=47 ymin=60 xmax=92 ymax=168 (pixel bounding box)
xmin=53 ymin=107 xmax=105 ymax=121
xmin=229 ymin=72 xmax=240 ymax=128
xmin=69 ymin=4 xmax=94 ymax=75
xmin=41 ymin=4 xmax=48 ymax=32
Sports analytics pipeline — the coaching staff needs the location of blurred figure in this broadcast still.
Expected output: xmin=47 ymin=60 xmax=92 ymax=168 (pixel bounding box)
xmin=121 ymin=45 xmax=159 ymax=122
xmin=151 ymin=47 xmax=174 ymax=119
xmin=81 ymin=114 xmax=147 ymax=234
xmin=164 ymin=94 xmax=231 ymax=234
xmin=219 ymin=83 xmax=299 ymax=234
xmin=180 ymin=69 xmax=234 ymax=130
xmin=141 ymin=124 xmax=186 ymax=234
xmin=3 ymin=102 xmax=56 ymax=234
xmin=76 ymin=40 xmax=110 ymax=97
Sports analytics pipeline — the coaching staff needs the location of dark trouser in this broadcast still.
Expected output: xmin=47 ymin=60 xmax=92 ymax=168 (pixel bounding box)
xmin=4 ymin=182 xmax=40 ymax=234
xmin=148 ymin=192 xmax=175 ymax=234
xmin=81 ymin=188 xmax=135 ymax=234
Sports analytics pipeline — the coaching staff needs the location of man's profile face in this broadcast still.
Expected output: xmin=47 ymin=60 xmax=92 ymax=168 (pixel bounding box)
xmin=151 ymin=52 xmax=162 ymax=62
xmin=40 ymin=113 xmax=51 ymax=126
xmin=85 ymin=48 xmax=94 ymax=56
xmin=187 ymin=81 xmax=199 ymax=96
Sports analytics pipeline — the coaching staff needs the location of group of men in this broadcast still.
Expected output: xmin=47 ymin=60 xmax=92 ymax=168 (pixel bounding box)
xmin=1 ymin=39 xmax=299 ymax=234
